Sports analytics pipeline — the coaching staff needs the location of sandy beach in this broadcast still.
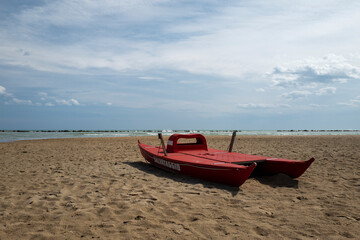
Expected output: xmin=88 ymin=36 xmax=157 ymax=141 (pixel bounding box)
xmin=0 ymin=135 xmax=359 ymax=239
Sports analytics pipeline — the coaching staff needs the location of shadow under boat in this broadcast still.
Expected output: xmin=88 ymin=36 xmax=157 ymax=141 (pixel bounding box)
xmin=125 ymin=160 xmax=299 ymax=195
xmin=251 ymin=170 xmax=299 ymax=188
xmin=125 ymin=161 xmax=241 ymax=196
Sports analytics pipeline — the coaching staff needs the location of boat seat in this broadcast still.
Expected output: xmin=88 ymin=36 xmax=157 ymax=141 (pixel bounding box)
xmin=167 ymin=134 xmax=208 ymax=153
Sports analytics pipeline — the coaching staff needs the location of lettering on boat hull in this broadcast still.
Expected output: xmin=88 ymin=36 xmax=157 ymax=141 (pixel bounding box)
xmin=153 ymin=157 xmax=181 ymax=171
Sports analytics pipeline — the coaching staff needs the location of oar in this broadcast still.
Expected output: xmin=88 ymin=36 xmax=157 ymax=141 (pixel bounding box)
xmin=158 ymin=133 xmax=168 ymax=156
xmin=228 ymin=130 xmax=237 ymax=152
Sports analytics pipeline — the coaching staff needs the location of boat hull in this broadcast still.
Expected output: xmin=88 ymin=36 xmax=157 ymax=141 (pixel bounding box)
xmin=252 ymin=157 xmax=315 ymax=178
xmin=139 ymin=142 xmax=256 ymax=186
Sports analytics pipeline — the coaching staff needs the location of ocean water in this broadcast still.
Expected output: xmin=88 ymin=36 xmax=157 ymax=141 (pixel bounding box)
xmin=0 ymin=129 xmax=359 ymax=142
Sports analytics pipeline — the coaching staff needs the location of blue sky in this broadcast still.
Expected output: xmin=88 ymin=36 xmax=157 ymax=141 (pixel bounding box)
xmin=1 ymin=0 xmax=360 ymax=130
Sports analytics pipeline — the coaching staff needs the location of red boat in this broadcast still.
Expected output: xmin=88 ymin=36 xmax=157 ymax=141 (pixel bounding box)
xmin=138 ymin=132 xmax=314 ymax=186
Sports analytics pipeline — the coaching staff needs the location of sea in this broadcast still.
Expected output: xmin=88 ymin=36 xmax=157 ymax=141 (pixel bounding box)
xmin=1 ymin=129 xmax=359 ymax=142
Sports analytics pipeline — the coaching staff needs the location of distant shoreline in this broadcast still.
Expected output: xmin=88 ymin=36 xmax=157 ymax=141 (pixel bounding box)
xmin=1 ymin=129 xmax=360 ymax=143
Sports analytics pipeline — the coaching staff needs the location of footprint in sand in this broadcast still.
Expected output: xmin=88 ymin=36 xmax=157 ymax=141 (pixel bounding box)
xmin=254 ymin=226 xmax=270 ymax=236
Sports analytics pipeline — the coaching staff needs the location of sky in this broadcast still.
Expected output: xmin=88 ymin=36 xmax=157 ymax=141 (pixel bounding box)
xmin=1 ymin=0 xmax=360 ymax=130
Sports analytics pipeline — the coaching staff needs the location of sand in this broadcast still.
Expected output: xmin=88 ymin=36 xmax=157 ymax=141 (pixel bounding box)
xmin=0 ymin=135 xmax=359 ymax=239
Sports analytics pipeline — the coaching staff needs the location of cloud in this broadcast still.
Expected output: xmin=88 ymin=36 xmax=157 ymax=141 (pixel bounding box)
xmin=12 ymin=98 xmax=33 ymax=105
xmin=338 ymin=96 xmax=360 ymax=107
xmin=316 ymin=87 xmax=336 ymax=96
xmin=16 ymin=48 xmax=30 ymax=56
xmin=66 ymin=98 xmax=80 ymax=106
xmin=237 ymin=103 xmax=290 ymax=109
xmin=281 ymin=90 xmax=312 ymax=100
xmin=270 ymin=54 xmax=360 ymax=89
xmin=45 ymin=102 xmax=55 ymax=107
xmin=1 ymin=1 xmax=359 ymax=80
xmin=255 ymin=88 xmax=265 ymax=92
xmin=39 ymin=92 xmax=80 ymax=106
xmin=39 ymin=92 xmax=48 ymax=101
xmin=0 ymin=85 xmax=6 ymax=95
xmin=137 ymin=76 xmax=166 ymax=81
xmin=310 ymin=104 xmax=328 ymax=108
xmin=0 ymin=85 xmax=35 ymax=105
xmin=1 ymin=89 xmax=81 ymax=106
xmin=15 ymin=0 xmax=165 ymax=27
xmin=56 ymin=99 xmax=80 ymax=106
xmin=0 ymin=85 xmax=14 ymax=98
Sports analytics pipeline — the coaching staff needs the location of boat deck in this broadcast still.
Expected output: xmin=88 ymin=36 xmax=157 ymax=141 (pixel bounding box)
xmin=143 ymin=145 xmax=268 ymax=166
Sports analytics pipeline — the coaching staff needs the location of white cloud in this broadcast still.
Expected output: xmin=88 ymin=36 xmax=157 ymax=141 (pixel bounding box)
xmin=270 ymin=54 xmax=360 ymax=89
xmin=16 ymin=0 xmax=167 ymax=27
xmin=0 ymin=85 xmax=6 ymax=95
xmin=11 ymin=98 xmax=33 ymax=105
xmin=1 ymin=89 xmax=80 ymax=107
xmin=2 ymin=92 xmax=81 ymax=106
xmin=238 ymin=103 xmax=273 ymax=109
xmin=138 ymin=76 xmax=166 ymax=81
xmin=310 ymin=104 xmax=328 ymax=108
xmin=1 ymin=1 xmax=360 ymax=80
xmin=0 ymin=85 xmax=35 ymax=105
xmin=55 ymin=98 xmax=80 ymax=106
xmin=70 ymin=99 xmax=80 ymax=105
xmin=338 ymin=96 xmax=360 ymax=107
xmin=237 ymin=103 xmax=290 ymax=109
xmin=316 ymin=87 xmax=336 ymax=96
xmin=0 ymin=85 xmax=14 ymax=98
xmin=39 ymin=92 xmax=48 ymax=101
xmin=39 ymin=92 xmax=80 ymax=106
xmin=45 ymin=102 xmax=55 ymax=107
xmin=281 ymin=90 xmax=312 ymax=100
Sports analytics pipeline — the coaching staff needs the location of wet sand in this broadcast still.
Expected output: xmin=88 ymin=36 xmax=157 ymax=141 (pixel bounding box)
xmin=0 ymin=135 xmax=359 ymax=239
